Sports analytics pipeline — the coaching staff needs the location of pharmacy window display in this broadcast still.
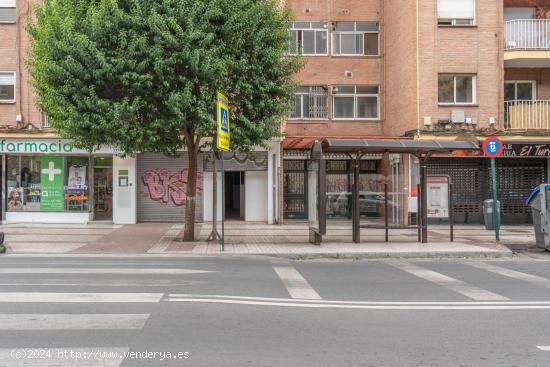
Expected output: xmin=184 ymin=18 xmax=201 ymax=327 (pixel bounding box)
xmin=6 ymin=155 xmax=91 ymax=212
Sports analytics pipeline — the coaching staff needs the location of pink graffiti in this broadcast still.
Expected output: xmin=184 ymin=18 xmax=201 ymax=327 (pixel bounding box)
xmin=141 ymin=169 xmax=203 ymax=206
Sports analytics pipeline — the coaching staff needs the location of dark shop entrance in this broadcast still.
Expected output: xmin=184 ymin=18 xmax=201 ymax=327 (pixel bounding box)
xmin=225 ymin=171 xmax=245 ymax=220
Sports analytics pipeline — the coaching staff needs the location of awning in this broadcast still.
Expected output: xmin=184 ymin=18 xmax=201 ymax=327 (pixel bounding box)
xmin=283 ymin=136 xmax=400 ymax=150
xmin=321 ymin=139 xmax=479 ymax=154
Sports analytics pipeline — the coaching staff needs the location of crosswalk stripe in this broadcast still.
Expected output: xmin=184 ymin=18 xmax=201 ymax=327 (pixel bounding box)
xmin=537 ymin=346 xmax=550 ymax=351
xmin=0 ymin=348 xmax=128 ymax=366
xmin=0 ymin=268 xmax=214 ymax=274
xmin=0 ymin=314 xmax=150 ymax=330
xmin=386 ymin=261 xmax=510 ymax=301
xmin=0 ymin=292 xmax=163 ymax=303
xmin=272 ymin=261 xmax=321 ymax=300
xmin=464 ymin=261 xmax=550 ymax=289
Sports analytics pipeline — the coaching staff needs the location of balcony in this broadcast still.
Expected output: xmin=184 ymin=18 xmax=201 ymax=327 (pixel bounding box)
xmin=505 ymin=100 xmax=550 ymax=130
xmin=504 ymin=20 xmax=550 ymax=67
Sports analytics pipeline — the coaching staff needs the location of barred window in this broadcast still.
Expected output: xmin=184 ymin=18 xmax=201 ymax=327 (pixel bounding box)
xmin=289 ymin=86 xmax=329 ymax=120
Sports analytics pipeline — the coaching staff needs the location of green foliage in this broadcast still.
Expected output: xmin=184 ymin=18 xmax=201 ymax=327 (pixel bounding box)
xmin=27 ymin=0 xmax=302 ymax=155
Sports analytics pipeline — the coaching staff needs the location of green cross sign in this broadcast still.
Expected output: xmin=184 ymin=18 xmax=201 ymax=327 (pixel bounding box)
xmin=40 ymin=156 xmax=64 ymax=211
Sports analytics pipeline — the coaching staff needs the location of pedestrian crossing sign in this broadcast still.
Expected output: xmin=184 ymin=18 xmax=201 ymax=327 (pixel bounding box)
xmin=217 ymin=92 xmax=230 ymax=151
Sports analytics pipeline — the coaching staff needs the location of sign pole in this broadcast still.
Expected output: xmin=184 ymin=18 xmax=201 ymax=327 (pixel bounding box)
xmin=216 ymin=91 xmax=230 ymax=251
xmin=221 ymin=154 xmax=225 ymax=251
xmin=207 ymin=149 xmax=221 ymax=242
xmin=490 ymin=158 xmax=500 ymax=241
xmin=482 ymin=137 xmax=504 ymax=243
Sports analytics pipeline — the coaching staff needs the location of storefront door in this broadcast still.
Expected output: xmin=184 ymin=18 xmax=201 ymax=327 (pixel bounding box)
xmin=283 ymin=160 xmax=308 ymax=219
xmin=225 ymin=171 xmax=245 ymax=220
xmin=93 ymin=157 xmax=112 ymax=220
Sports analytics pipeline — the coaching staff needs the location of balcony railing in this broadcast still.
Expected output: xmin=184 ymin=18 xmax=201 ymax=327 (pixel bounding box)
xmin=505 ymin=100 xmax=550 ymax=130
xmin=505 ymin=19 xmax=550 ymax=50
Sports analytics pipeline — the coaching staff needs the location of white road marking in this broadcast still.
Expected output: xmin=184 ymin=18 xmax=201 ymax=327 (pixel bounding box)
xmin=386 ymin=261 xmax=509 ymax=301
xmin=0 ymin=292 xmax=163 ymax=303
xmin=0 ymin=261 xmax=215 ymax=266
xmin=0 ymin=268 xmax=214 ymax=274
xmin=168 ymin=293 xmax=550 ymax=305
xmin=0 ymin=314 xmax=149 ymax=330
xmin=167 ymin=297 xmax=550 ymax=310
xmin=0 ymin=280 xmax=197 ymax=287
xmin=272 ymin=261 xmax=321 ymax=300
xmin=0 ymin=347 xmax=128 ymax=366
xmin=464 ymin=261 xmax=550 ymax=289
xmin=537 ymin=346 xmax=550 ymax=351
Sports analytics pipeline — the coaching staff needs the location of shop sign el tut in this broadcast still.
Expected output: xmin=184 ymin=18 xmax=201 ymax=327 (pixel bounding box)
xmin=502 ymin=143 xmax=550 ymax=157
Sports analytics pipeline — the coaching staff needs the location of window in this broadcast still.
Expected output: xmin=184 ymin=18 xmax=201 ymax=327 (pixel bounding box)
xmin=438 ymin=0 xmax=475 ymax=25
xmin=6 ymin=155 xmax=90 ymax=212
xmin=288 ymin=22 xmax=328 ymax=56
xmin=0 ymin=72 xmax=15 ymax=102
xmin=333 ymin=85 xmax=379 ymax=120
xmin=504 ymin=81 xmax=535 ymax=101
xmin=289 ymin=86 xmax=328 ymax=119
xmin=332 ymin=22 xmax=379 ymax=56
xmin=438 ymin=75 xmax=476 ymax=104
xmin=0 ymin=0 xmax=16 ymax=23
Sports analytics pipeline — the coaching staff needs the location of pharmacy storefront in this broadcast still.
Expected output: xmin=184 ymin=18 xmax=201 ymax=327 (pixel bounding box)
xmin=1 ymin=138 xmax=136 ymax=224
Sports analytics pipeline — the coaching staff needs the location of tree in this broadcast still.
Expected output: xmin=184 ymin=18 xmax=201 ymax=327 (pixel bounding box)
xmin=27 ymin=0 xmax=302 ymax=240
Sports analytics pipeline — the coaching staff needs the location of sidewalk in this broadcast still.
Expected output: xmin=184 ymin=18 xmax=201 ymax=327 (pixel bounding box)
xmin=0 ymin=221 xmax=529 ymax=258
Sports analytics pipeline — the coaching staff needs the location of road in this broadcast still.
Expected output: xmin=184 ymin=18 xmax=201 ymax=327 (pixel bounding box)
xmin=0 ymin=254 xmax=549 ymax=366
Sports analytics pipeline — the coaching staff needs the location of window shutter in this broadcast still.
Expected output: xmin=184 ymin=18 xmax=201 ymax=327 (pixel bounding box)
xmin=0 ymin=73 xmax=14 ymax=85
xmin=0 ymin=0 xmax=16 ymax=7
xmin=438 ymin=0 xmax=475 ymax=19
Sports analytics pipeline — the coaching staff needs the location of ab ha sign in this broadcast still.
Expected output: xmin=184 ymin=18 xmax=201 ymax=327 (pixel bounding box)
xmin=217 ymin=92 xmax=230 ymax=151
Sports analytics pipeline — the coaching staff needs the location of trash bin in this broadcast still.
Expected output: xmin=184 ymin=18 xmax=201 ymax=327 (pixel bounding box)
xmin=526 ymin=184 xmax=550 ymax=250
xmin=483 ymin=199 xmax=501 ymax=230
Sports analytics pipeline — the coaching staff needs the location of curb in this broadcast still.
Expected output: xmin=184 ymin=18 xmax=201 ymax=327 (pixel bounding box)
xmin=247 ymin=251 xmax=515 ymax=260
xmin=0 ymin=250 xmax=514 ymax=260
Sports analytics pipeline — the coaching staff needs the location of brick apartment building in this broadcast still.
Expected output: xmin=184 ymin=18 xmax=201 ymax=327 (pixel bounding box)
xmin=1 ymin=0 xmax=549 ymax=227
xmin=281 ymin=0 xmax=550 ymax=226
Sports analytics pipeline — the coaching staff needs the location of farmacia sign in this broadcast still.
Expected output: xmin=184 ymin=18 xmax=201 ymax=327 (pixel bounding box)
xmin=0 ymin=139 xmax=74 ymax=154
xmin=0 ymin=139 xmax=116 ymax=154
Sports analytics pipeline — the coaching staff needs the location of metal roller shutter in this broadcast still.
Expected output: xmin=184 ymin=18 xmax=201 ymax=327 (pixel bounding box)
xmin=428 ymin=157 xmax=547 ymax=224
xmin=137 ymin=152 xmax=204 ymax=222
xmin=428 ymin=158 xmax=483 ymax=223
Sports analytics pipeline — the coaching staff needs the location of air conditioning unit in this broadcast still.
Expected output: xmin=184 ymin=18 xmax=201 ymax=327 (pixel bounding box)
xmin=451 ymin=110 xmax=465 ymax=123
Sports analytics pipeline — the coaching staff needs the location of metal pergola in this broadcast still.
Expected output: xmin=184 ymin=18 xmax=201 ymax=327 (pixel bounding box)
xmin=310 ymin=139 xmax=480 ymax=244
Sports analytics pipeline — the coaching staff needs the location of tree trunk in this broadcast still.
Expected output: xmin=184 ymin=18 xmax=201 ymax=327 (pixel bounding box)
xmin=183 ymin=132 xmax=198 ymax=241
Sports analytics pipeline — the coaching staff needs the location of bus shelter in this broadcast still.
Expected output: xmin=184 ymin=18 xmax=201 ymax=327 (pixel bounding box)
xmin=310 ymin=139 xmax=479 ymax=244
